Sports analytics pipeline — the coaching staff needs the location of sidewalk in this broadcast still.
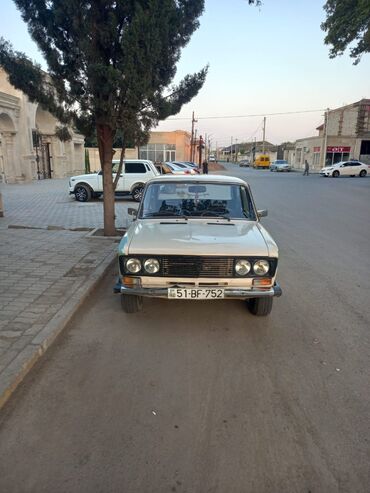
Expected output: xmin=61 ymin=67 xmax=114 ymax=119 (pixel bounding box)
xmin=0 ymin=179 xmax=127 ymax=408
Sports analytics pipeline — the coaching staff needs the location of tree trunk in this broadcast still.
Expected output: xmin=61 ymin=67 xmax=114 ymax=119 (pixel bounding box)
xmin=113 ymin=146 xmax=125 ymax=190
xmin=97 ymin=123 xmax=116 ymax=236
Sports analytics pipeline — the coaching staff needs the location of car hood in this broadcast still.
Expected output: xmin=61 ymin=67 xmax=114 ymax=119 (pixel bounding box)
xmin=124 ymin=219 xmax=273 ymax=257
xmin=70 ymin=172 xmax=98 ymax=180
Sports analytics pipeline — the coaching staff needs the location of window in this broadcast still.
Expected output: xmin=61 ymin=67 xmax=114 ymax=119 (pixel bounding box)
xmin=139 ymin=143 xmax=176 ymax=163
xmin=313 ymin=153 xmax=320 ymax=166
xmin=125 ymin=162 xmax=147 ymax=173
xmin=140 ymin=182 xmax=256 ymax=220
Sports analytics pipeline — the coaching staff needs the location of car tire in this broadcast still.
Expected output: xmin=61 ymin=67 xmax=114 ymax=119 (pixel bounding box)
xmin=247 ymin=297 xmax=273 ymax=316
xmin=132 ymin=185 xmax=144 ymax=202
xmin=359 ymin=170 xmax=367 ymax=177
xmin=121 ymin=294 xmax=143 ymax=313
xmin=75 ymin=185 xmax=92 ymax=202
xmin=332 ymin=170 xmax=340 ymax=178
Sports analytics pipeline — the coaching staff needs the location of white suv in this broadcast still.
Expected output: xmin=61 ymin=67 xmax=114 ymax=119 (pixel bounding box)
xmin=320 ymin=160 xmax=369 ymax=178
xmin=69 ymin=159 xmax=159 ymax=202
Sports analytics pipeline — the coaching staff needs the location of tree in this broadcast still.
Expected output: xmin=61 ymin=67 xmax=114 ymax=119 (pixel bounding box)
xmin=321 ymin=0 xmax=370 ymax=64
xmin=0 ymin=1 xmax=207 ymax=235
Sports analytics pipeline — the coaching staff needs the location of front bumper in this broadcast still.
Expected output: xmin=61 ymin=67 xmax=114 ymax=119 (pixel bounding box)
xmin=113 ymin=281 xmax=282 ymax=299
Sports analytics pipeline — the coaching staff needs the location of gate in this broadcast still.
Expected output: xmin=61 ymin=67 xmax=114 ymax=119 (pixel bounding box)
xmin=33 ymin=130 xmax=53 ymax=179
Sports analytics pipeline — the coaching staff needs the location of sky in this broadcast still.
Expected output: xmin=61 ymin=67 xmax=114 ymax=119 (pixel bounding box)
xmin=1 ymin=0 xmax=369 ymax=147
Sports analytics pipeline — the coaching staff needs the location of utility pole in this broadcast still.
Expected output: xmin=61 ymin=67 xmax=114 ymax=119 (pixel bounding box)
xmin=204 ymin=133 xmax=207 ymax=163
xmin=198 ymin=135 xmax=204 ymax=167
xmin=230 ymin=136 xmax=233 ymax=162
xmin=235 ymin=138 xmax=238 ymax=163
xmin=321 ymin=108 xmax=330 ymax=168
xmin=190 ymin=111 xmax=197 ymax=162
xmin=262 ymin=117 xmax=266 ymax=155
xmin=215 ymin=141 xmax=218 ymax=161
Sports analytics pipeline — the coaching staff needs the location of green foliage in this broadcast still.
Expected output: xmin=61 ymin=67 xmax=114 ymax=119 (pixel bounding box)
xmin=55 ymin=125 xmax=72 ymax=142
xmin=322 ymin=0 xmax=370 ymax=64
xmin=0 ymin=0 xmax=208 ymax=146
xmin=85 ymin=149 xmax=91 ymax=174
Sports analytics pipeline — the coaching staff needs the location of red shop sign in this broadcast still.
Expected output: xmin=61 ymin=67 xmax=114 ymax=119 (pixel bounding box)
xmin=313 ymin=147 xmax=321 ymax=152
xmin=327 ymin=146 xmax=351 ymax=153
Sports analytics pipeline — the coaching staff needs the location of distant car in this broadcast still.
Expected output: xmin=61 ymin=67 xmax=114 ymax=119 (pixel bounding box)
xmin=209 ymin=155 xmax=216 ymax=162
xmin=69 ymin=159 xmax=159 ymax=202
xmin=239 ymin=160 xmax=250 ymax=167
xmin=155 ymin=163 xmax=173 ymax=175
xmin=165 ymin=162 xmax=199 ymax=175
xmin=270 ymin=160 xmax=291 ymax=172
xmin=320 ymin=160 xmax=369 ymax=178
xmin=172 ymin=161 xmax=200 ymax=172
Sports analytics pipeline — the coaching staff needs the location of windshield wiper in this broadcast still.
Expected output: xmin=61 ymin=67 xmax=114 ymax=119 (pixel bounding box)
xmin=144 ymin=212 xmax=188 ymax=220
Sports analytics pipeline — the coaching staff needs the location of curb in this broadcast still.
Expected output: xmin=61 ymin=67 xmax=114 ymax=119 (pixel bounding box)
xmin=0 ymin=249 xmax=117 ymax=410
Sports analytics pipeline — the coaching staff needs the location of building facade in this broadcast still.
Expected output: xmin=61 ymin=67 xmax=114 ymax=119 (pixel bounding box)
xmin=293 ymin=99 xmax=370 ymax=171
xmin=87 ymin=130 xmax=191 ymax=171
xmin=0 ymin=69 xmax=84 ymax=183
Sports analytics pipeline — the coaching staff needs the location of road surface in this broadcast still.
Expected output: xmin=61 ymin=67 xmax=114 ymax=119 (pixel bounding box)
xmin=1 ymin=166 xmax=370 ymax=492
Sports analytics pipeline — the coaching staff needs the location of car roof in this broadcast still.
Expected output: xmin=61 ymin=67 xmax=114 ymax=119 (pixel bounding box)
xmin=147 ymin=174 xmax=248 ymax=186
xmin=112 ymin=159 xmax=153 ymax=164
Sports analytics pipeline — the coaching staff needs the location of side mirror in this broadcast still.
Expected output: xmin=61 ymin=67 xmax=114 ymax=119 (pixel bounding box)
xmin=257 ymin=209 xmax=268 ymax=218
xmin=128 ymin=207 xmax=138 ymax=219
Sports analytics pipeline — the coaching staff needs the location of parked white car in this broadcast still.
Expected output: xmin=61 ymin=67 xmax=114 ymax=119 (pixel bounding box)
xmin=165 ymin=162 xmax=199 ymax=175
xmin=114 ymin=175 xmax=282 ymax=316
xmin=69 ymin=159 xmax=159 ymax=202
xmin=320 ymin=160 xmax=369 ymax=178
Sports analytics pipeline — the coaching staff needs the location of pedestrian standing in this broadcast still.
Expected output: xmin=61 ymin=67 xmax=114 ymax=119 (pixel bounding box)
xmin=202 ymin=159 xmax=209 ymax=174
xmin=303 ymin=159 xmax=309 ymax=176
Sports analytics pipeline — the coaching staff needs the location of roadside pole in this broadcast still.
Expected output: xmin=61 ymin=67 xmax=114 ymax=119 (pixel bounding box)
xmin=321 ymin=108 xmax=329 ymax=168
xmin=262 ymin=117 xmax=266 ymax=155
xmin=190 ymin=112 xmax=198 ymax=162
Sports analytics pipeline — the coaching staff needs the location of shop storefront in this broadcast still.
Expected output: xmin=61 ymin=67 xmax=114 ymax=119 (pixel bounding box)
xmin=325 ymin=146 xmax=351 ymax=166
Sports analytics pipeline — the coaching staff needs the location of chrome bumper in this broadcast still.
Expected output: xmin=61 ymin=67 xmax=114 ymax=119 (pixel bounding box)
xmin=114 ymin=282 xmax=282 ymax=299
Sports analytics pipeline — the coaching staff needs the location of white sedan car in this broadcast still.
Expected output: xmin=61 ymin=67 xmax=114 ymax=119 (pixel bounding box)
xmin=320 ymin=160 xmax=369 ymax=178
xmin=114 ymin=175 xmax=282 ymax=316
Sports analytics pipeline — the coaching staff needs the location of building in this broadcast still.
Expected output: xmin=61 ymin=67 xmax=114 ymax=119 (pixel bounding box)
xmin=293 ymin=99 xmax=370 ymax=171
xmin=86 ymin=130 xmax=191 ymax=171
xmin=0 ymin=68 xmax=84 ymax=183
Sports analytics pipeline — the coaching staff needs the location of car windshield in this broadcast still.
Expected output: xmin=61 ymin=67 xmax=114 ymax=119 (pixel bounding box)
xmin=140 ymin=182 xmax=257 ymax=220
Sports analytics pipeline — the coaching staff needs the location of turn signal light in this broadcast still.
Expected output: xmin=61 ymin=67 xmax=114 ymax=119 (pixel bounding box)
xmin=253 ymin=278 xmax=272 ymax=287
xmin=122 ymin=276 xmax=141 ymax=287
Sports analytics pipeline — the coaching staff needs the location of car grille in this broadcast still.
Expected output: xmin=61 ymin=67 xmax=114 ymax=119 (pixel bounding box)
xmin=119 ymin=256 xmax=278 ymax=278
xmin=160 ymin=256 xmax=234 ymax=278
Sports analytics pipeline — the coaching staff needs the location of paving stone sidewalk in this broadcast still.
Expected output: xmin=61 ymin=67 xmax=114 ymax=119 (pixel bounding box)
xmin=0 ymin=179 xmax=126 ymax=408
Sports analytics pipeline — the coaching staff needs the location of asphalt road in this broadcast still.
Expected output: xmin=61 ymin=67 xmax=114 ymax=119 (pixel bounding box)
xmin=1 ymin=166 xmax=370 ymax=493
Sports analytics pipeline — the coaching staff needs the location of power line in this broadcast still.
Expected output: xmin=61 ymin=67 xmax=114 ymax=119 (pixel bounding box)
xmin=167 ymin=108 xmax=325 ymax=121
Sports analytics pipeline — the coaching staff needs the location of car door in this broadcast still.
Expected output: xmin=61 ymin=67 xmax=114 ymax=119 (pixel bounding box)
xmin=112 ymin=161 xmax=125 ymax=191
xmin=124 ymin=161 xmax=149 ymax=192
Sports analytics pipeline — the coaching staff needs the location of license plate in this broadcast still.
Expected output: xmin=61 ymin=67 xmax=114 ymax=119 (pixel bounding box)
xmin=168 ymin=288 xmax=224 ymax=300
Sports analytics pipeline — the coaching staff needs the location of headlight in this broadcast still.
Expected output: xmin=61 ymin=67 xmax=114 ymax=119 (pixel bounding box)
xmin=235 ymin=259 xmax=251 ymax=276
xmin=253 ymin=259 xmax=270 ymax=276
xmin=144 ymin=258 xmax=160 ymax=274
xmin=126 ymin=258 xmax=141 ymax=273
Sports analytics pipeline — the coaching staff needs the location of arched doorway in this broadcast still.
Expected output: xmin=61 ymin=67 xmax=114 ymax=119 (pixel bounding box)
xmin=0 ymin=112 xmax=16 ymax=183
xmin=34 ymin=106 xmax=58 ymax=179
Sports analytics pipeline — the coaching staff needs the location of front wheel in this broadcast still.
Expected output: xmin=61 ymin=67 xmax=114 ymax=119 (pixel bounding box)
xmin=121 ymin=294 xmax=143 ymax=313
xmin=247 ymin=297 xmax=273 ymax=316
xmin=75 ymin=185 xmax=92 ymax=202
xmin=332 ymin=170 xmax=340 ymax=178
xmin=132 ymin=185 xmax=144 ymax=202
xmin=359 ymin=170 xmax=367 ymax=177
